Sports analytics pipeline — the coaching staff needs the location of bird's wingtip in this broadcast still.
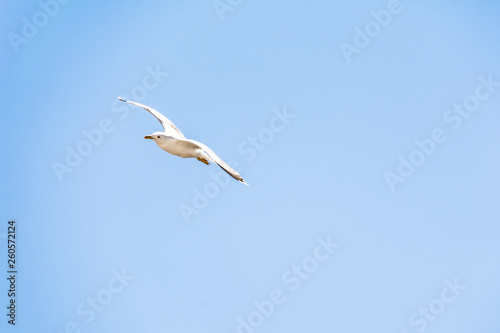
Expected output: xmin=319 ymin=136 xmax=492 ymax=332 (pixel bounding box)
xmin=118 ymin=97 xmax=126 ymax=102
xmin=241 ymin=180 xmax=249 ymax=186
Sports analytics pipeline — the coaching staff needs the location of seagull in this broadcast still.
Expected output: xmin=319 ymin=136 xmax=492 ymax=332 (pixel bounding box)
xmin=118 ymin=97 xmax=248 ymax=185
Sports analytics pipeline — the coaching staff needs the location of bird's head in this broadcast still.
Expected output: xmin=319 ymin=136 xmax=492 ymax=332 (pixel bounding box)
xmin=144 ymin=132 xmax=166 ymax=142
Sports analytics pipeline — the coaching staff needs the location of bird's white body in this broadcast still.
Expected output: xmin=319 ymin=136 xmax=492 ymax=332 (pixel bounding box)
xmin=118 ymin=97 xmax=248 ymax=185
xmin=156 ymin=135 xmax=195 ymax=158
xmin=154 ymin=134 xmax=209 ymax=160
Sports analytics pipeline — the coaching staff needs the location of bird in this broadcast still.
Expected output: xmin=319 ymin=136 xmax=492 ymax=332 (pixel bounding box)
xmin=118 ymin=97 xmax=248 ymax=185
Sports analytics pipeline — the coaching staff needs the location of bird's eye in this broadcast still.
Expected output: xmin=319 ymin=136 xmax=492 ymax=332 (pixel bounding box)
xmin=157 ymin=136 xmax=160 ymax=138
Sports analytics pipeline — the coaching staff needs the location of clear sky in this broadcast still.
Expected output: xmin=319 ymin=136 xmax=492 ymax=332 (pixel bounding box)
xmin=1 ymin=0 xmax=500 ymax=332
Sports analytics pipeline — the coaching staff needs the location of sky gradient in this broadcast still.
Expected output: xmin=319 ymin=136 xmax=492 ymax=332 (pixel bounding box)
xmin=1 ymin=0 xmax=500 ymax=332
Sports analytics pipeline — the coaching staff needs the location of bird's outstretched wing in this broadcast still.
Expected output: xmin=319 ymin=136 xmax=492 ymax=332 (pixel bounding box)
xmin=189 ymin=139 xmax=248 ymax=185
xmin=118 ymin=97 xmax=185 ymax=138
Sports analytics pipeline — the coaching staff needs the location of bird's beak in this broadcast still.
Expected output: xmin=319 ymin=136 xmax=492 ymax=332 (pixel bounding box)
xmin=144 ymin=135 xmax=153 ymax=140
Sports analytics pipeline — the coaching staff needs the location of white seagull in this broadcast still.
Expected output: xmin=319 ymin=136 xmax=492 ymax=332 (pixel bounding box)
xmin=118 ymin=97 xmax=248 ymax=185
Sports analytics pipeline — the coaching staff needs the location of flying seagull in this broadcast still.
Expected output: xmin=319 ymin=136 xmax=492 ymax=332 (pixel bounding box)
xmin=118 ymin=97 xmax=248 ymax=185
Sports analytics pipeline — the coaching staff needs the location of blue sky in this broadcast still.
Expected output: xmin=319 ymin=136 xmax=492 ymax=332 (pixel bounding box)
xmin=1 ymin=0 xmax=500 ymax=332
